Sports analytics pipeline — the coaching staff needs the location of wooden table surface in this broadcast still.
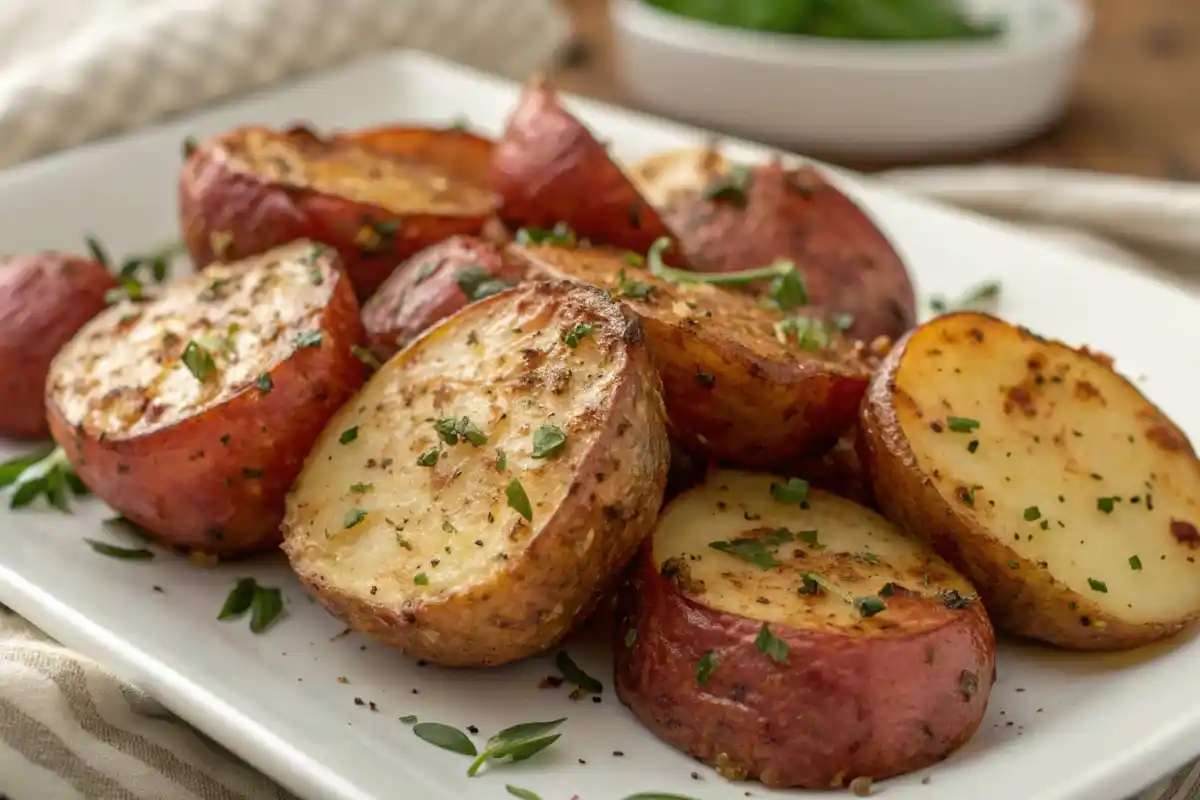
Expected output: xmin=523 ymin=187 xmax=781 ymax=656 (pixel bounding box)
xmin=553 ymin=0 xmax=1200 ymax=179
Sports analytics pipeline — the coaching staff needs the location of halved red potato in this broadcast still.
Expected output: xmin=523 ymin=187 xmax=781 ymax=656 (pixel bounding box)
xmin=45 ymin=241 xmax=365 ymax=556
xmin=633 ymin=148 xmax=916 ymax=342
xmin=512 ymin=242 xmax=874 ymax=469
xmin=180 ymin=124 xmax=495 ymax=300
xmin=860 ymin=312 xmax=1200 ymax=650
xmin=491 ymin=79 xmax=682 ymax=262
xmin=615 ymin=469 xmax=995 ymax=789
xmin=0 ymin=254 xmax=117 ymax=439
xmin=360 ymin=235 xmax=528 ymax=362
xmin=283 ymin=280 xmax=670 ymax=666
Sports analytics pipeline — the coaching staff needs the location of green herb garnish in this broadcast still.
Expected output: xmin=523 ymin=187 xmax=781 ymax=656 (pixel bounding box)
xmin=417 ymin=448 xmax=441 ymax=467
xmin=495 ymin=448 xmax=507 ymax=471
xmin=339 ymin=426 xmax=359 ymax=445
xmin=2 ymin=446 xmax=88 ymax=512
xmin=350 ymin=482 xmax=373 ymax=493
xmin=507 ymin=787 xmax=543 ymax=800
xmin=770 ymin=477 xmax=809 ymax=505
xmin=219 ymin=578 xmax=258 ymax=619
xmin=1098 ymin=497 xmax=1116 ymax=513
xmin=646 ymin=237 xmax=808 ymax=311
xmin=1023 ymin=506 xmax=1041 ymax=521
xmin=754 ymin=623 xmax=789 ymax=664
xmin=615 ymin=268 xmax=654 ymax=300
xmin=1129 ymin=555 xmax=1143 ymax=571
xmin=181 ymin=341 xmax=217 ymax=381
xmin=947 ymin=416 xmax=980 ymax=433
xmin=414 ymin=572 xmax=429 ymax=585
xmin=84 ymin=539 xmax=154 ymax=560
xmin=929 ymin=281 xmax=1002 ymax=315
xmin=455 ymin=267 xmax=514 ymax=302
xmin=854 ymin=595 xmax=887 ymax=618
xmin=466 ymin=718 xmax=567 ymax=776
xmin=413 ymin=722 xmax=477 ymax=756
xmin=249 ymin=586 xmax=284 ymax=633
xmin=531 ymin=425 xmax=567 ymax=459
xmin=506 ymin=478 xmax=533 ymax=521
xmin=344 ymin=508 xmax=367 ymax=529
xmin=555 ymin=651 xmax=602 ymax=693
xmin=1088 ymin=578 xmax=1108 ymax=593
xmin=563 ymin=323 xmax=594 ymax=348
xmin=515 ymin=223 xmax=576 ymax=247
xmin=708 ymin=538 xmax=781 ymax=569
xmin=695 ymin=651 xmax=717 ymax=685
xmin=256 ymin=373 xmax=273 ymax=392
xmin=295 ymin=330 xmax=322 ymax=348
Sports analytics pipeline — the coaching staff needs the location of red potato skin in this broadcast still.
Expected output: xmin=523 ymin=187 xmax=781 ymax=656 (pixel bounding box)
xmin=614 ymin=548 xmax=996 ymax=789
xmin=45 ymin=271 xmax=366 ymax=557
xmin=179 ymin=125 xmax=495 ymax=301
xmin=0 ymin=254 xmax=117 ymax=439
xmin=361 ymin=236 xmax=528 ymax=362
xmin=667 ymin=162 xmax=917 ymax=342
xmin=492 ymin=81 xmax=683 ymax=263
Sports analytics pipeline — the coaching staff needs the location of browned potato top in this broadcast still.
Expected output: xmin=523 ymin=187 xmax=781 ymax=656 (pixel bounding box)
xmin=512 ymin=242 xmax=871 ymax=381
xmin=655 ymin=470 xmax=979 ymax=637
xmin=210 ymin=126 xmax=493 ymax=217
xmin=48 ymin=241 xmax=345 ymax=439
xmin=886 ymin=312 xmax=1200 ymax=625
xmin=284 ymin=280 xmax=657 ymax=603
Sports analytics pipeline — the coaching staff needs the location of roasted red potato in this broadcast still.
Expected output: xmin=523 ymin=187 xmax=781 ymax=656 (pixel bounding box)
xmin=635 ymin=148 xmax=916 ymax=342
xmin=180 ymin=124 xmax=495 ymax=300
xmin=360 ymin=235 xmax=527 ymax=362
xmin=615 ymin=469 xmax=995 ymax=789
xmin=513 ymin=242 xmax=873 ymax=469
xmin=0 ymin=254 xmax=117 ymax=439
xmin=45 ymin=241 xmax=365 ymax=556
xmin=492 ymin=79 xmax=681 ymax=261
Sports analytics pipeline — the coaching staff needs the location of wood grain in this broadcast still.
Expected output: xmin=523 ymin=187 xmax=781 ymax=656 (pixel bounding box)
xmin=553 ymin=0 xmax=1200 ymax=179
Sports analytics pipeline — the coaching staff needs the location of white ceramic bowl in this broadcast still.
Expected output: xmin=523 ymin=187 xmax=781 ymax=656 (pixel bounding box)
xmin=612 ymin=0 xmax=1091 ymax=159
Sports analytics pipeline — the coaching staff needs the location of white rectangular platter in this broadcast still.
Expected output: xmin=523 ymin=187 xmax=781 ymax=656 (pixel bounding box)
xmin=1 ymin=50 xmax=1199 ymax=800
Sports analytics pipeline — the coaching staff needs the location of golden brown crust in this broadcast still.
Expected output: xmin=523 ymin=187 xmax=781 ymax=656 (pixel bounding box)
xmin=284 ymin=280 xmax=670 ymax=666
xmin=0 ymin=254 xmax=117 ymax=439
xmin=361 ymin=236 xmax=528 ymax=362
xmin=614 ymin=474 xmax=996 ymax=788
xmin=859 ymin=312 xmax=1200 ymax=650
xmin=179 ymin=124 xmax=495 ymax=300
xmin=45 ymin=244 xmax=365 ymax=556
xmin=511 ymin=242 xmax=872 ymax=469
xmin=491 ymin=79 xmax=682 ymax=262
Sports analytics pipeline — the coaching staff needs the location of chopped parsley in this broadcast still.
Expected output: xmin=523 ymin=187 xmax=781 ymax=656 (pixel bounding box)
xmin=256 ymin=373 xmax=273 ymax=392
xmin=515 ymin=223 xmax=577 ymax=247
xmin=339 ymin=426 xmax=359 ymax=445
xmin=295 ymin=330 xmax=322 ymax=348
xmin=770 ymin=477 xmax=809 ymax=505
xmin=1097 ymin=497 xmax=1117 ymax=513
xmin=754 ymin=623 xmax=789 ymax=664
xmin=350 ymin=482 xmax=373 ymax=493
xmin=695 ymin=651 xmax=717 ymax=685
xmin=181 ymin=341 xmax=216 ymax=381
xmin=495 ymin=448 xmax=507 ymax=471
xmin=1129 ymin=555 xmax=1143 ymax=571
xmin=531 ymin=425 xmax=567 ymax=459
xmin=1088 ymin=578 xmax=1108 ymax=593
xmin=701 ymin=163 xmax=751 ymax=207
xmin=563 ymin=323 xmax=594 ymax=348
xmin=708 ymin=538 xmax=781 ymax=569
xmin=434 ymin=417 xmax=487 ymax=447
xmin=1023 ymin=506 xmax=1041 ymax=521
xmin=854 ymin=595 xmax=887 ymax=618
xmin=946 ymin=416 xmax=980 ymax=433
xmin=343 ymin=508 xmax=367 ymax=529
xmin=555 ymin=651 xmax=603 ymax=693
xmin=615 ymin=268 xmax=654 ymax=300
xmin=414 ymin=572 xmax=429 ymax=586
xmin=507 ymin=478 xmax=533 ymax=521
xmin=455 ymin=267 xmax=514 ymax=302
xmin=417 ymin=448 xmax=440 ymax=467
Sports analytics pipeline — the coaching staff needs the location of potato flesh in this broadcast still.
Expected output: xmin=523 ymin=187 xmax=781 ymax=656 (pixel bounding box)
xmin=285 ymin=288 xmax=626 ymax=604
xmin=653 ymin=470 xmax=976 ymax=634
xmin=627 ymin=147 xmax=729 ymax=212
xmin=215 ymin=129 xmax=492 ymax=216
xmin=48 ymin=241 xmax=335 ymax=438
xmin=895 ymin=315 xmax=1200 ymax=624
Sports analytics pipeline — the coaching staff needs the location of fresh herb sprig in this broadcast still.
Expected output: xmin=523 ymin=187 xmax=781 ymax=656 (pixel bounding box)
xmin=929 ymin=281 xmax=1002 ymax=316
xmin=0 ymin=446 xmax=88 ymax=512
xmin=467 ymin=718 xmax=567 ymax=776
xmin=216 ymin=577 xmax=285 ymax=633
xmin=646 ymin=238 xmax=809 ymax=311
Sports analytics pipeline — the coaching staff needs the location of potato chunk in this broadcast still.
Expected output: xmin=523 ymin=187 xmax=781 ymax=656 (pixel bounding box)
xmin=860 ymin=312 xmax=1200 ymax=649
xmin=283 ymin=280 xmax=670 ymax=667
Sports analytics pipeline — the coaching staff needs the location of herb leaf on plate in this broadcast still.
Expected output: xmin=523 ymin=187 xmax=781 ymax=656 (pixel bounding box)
xmin=84 ymin=539 xmax=154 ymax=560
xmin=506 ymin=787 xmax=543 ymax=800
xmin=1 ymin=446 xmax=88 ymax=512
xmin=413 ymin=722 xmax=478 ymax=756
xmin=218 ymin=578 xmax=258 ymax=620
xmin=249 ymin=586 xmax=284 ymax=633
xmin=555 ymin=651 xmax=602 ymax=693
xmin=467 ymin=717 xmax=566 ymax=776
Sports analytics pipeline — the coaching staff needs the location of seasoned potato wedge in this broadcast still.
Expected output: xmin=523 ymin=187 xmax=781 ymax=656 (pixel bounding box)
xmin=628 ymin=146 xmax=729 ymax=213
xmin=860 ymin=312 xmax=1200 ymax=650
xmin=491 ymin=80 xmax=681 ymax=261
xmin=512 ymin=242 xmax=873 ymax=469
xmin=282 ymin=280 xmax=670 ymax=667
xmin=46 ymin=241 xmax=365 ymax=556
xmin=615 ymin=470 xmax=994 ymax=789
xmin=361 ymin=235 xmax=527 ymax=362
xmin=0 ymin=253 xmax=117 ymax=438
xmin=179 ymin=124 xmax=495 ymax=300
xmin=644 ymin=154 xmax=915 ymax=342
